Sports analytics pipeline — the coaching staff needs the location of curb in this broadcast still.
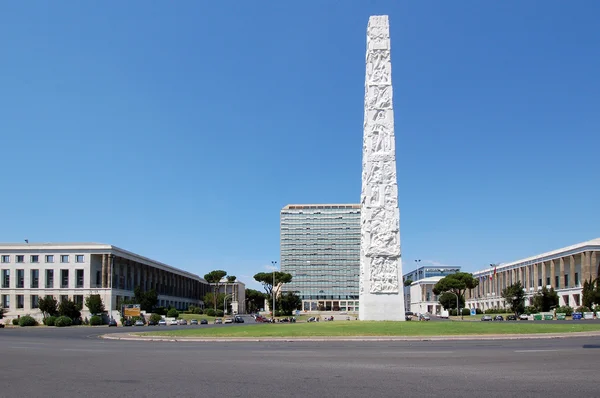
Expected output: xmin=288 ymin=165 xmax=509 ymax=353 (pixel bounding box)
xmin=100 ymin=331 xmax=600 ymax=343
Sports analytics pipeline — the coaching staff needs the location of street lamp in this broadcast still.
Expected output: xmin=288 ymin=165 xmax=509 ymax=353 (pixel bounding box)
xmin=444 ymin=291 xmax=461 ymax=320
xmin=223 ymin=294 xmax=231 ymax=315
xmin=271 ymin=260 xmax=277 ymax=319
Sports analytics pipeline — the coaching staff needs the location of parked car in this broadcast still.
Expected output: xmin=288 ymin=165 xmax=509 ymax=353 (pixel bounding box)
xmin=214 ymin=318 xmax=223 ymax=324
xmin=405 ymin=311 xmax=413 ymax=321
xmin=169 ymin=319 xmax=178 ymax=326
xmin=190 ymin=319 xmax=198 ymax=325
xmin=234 ymin=316 xmax=244 ymax=323
xmin=178 ymin=319 xmax=188 ymax=325
xmin=224 ymin=318 xmax=233 ymax=324
xmin=158 ymin=319 xmax=167 ymax=326
xmin=419 ymin=314 xmax=431 ymax=321
xmin=134 ymin=320 xmax=144 ymax=326
xmin=494 ymin=315 xmax=504 ymax=321
xmin=108 ymin=319 xmax=118 ymax=327
xmin=506 ymin=315 xmax=517 ymax=321
xmin=148 ymin=319 xmax=158 ymax=326
xmin=519 ymin=314 xmax=529 ymax=320
xmin=307 ymin=317 xmax=316 ymax=322
xmin=123 ymin=319 xmax=133 ymax=327
xmin=481 ymin=315 xmax=493 ymax=321
xmin=200 ymin=319 xmax=208 ymax=325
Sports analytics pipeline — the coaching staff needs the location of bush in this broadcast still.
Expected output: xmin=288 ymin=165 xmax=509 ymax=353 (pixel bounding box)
xmin=576 ymin=306 xmax=591 ymax=313
xmin=204 ymin=308 xmax=216 ymax=317
xmin=475 ymin=308 xmax=483 ymax=315
xmin=55 ymin=316 xmax=73 ymax=327
xmin=215 ymin=309 xmax=224 ymax=317
xmin=524 ymin=306 xmax=537 ymax=315
xmin=43 ymin=316 xmax=57 ymax=326
xmin=131 ymin=316 xmax=145 ymax=324
xmin=167 ymin=309 xmax=179 ymax=318
xmin=154 ymin=307 xmax=167 ymax=316
xmin=19 ymin=315 xmax=38 ymax=327
xmin=89 ymin=315 xmax=103 ymax=326
xmin=12 ymin=318 xmax=19 ymax=325
xmin=556 ymin=305 xmax=573 ymax=316
xmin=149 ymin=313 xmax=163 ymax=323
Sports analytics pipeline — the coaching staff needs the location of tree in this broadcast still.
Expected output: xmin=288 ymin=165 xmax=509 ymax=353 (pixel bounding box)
xmin=245 ymin=289 xmax=266 ymax=313
xmin=253 ymin=271 xmax=293 ymax=302
xmin=133 ymin=286 xmax=158 ymax=312
xmin=226 ymin=275 xmax=237 ymax=283
xmin=203 ymin=292 xmax=226 ymax=311
xmin=432 ymin=272 xmax=479 ymax=304
xmin=84 ymin=294 xmax=105 ymax=315
xmin=58 ymin=299 xmax=82 ymax=320
xmin=582 ymin=278 xmax=600 ymax=310
xmin=279 ymin=292 xmax=302 ymax=316
xmin=439 ymin=292 xmax=464 ymax=310
xmin=0 ymin=307 xmax=5 ymax=319
xmin=501 ymin=282 xmax=526 ymax=316
xmin=403 ymin=279 xmax=413 ymax=287
xmin=532 ymin=286 xmax=559 ymax=312
xmin=38 ymin=296 xmax=59 ymax=319
xmin=204 ymin=270 xmax=228 ymax=310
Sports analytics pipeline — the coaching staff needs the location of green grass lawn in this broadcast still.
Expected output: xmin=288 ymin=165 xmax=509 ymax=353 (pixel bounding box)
xmin=136 ymin=321 xmax=600 ymax=338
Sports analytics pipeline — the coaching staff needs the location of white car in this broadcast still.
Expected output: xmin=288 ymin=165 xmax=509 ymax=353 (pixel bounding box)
xmin=169 ymin=319 xmax=178 ymax=325
xmin=158 ymin=319 xmax=167 ymax=326
xmin=224 ymin=318 xmax=233 ymax=324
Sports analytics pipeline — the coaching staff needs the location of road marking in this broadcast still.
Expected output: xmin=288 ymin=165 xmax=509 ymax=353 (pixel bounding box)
xmin=514 ymin=349 xmax=561 ymax=353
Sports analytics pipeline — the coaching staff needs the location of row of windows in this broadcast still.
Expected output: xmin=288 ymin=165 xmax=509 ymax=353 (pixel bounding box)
xmin=0 ymin=254 xmax=85 ymax=264
xmin=1 ymin=294 xmax=83 ymax=310
xmin=1 ymin=269 xmax=84 ymax=289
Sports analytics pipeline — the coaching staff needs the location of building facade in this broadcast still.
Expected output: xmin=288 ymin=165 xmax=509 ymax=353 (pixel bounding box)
xmin=280 ymin=204 xmax=361 ymax=313
xmin=211 ymin=281 xmax=246 ymax=315
xmin=402 ymin=265 xmax=461 ymax=312
xmin=408 ymin=277 xmax=445 ymax=315
xmin=0 ymin=243 xmax=211 ymax=322
xmin=466 ymin=238 xmax=600 ymax=310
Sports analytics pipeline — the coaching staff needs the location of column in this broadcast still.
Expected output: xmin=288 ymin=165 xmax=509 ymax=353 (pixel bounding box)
xmin=550 ymin=259 xmax=555 ymax=288
xmin=101 ymin=254 xmax=107 ymax=288
xmin=592 ymin=251 xmax=598 ymax=280
xmin=583 ymin=252 xmax=591 ymax=283
xmin=559 ymin=257 xmax=565 ymax=289
xmin=523 ymin=266 xmax=528 ymax=290
xmin=569 ymin=255 xmax=576 ymax=288
xmin=533 ymin=263 xmax=538 ymax=290
xmin=540 ymin=261 xmax=546 ymax=288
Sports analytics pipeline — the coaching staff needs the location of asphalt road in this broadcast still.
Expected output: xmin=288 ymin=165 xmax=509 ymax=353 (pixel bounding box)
xmin=1 ymin=319 xmax=599 ymax=398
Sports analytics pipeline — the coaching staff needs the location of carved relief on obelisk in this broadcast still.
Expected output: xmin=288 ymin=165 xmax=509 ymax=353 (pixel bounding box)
xmin=359 ymin=15 xmax=405 ymax=321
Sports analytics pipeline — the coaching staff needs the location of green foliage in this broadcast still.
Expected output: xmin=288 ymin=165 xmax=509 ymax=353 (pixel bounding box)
xmin=205 ymin=308 xmax=216 ymax=316
xmin=461 ymin=308 xmax=471 ymax=316
xmin=403 ymin=279 xmax=413 ymax=287
xmin=215 ymin=309 xmax=224 ymax=317
xmin=12 ymin=318 xmax=19 ymax=325
xmin=204 ymin=292 xmax=227 ymax=311
xmin=83 ymin=317 xmax=89 ymax=325
xmin=524 ymin=305 xmax=537 ymax=315
xmin=89 ymin=315 xmax=103 ymax=326
xmin=58 ymin=299 xmax=82 ymax=320
xmin=149 ymin=313 xmax=163 ymax=323
xmin=133 ymin=286 xmax=159 ymax=312
xmin=439 ymin=292 xmax=464 ymax=310
xmin=85 ymin=294 xmax=105 ymax=315
xmin=582 ymin=278 xmax=600 ymax=310
xmin=575 ymin=306 xmax=591 ymax=313
xmin=18 ymin=315 xmax=38 ymax=327
xmin=204 ymin=270 xmax=228 ymax=310
xmin=556 ymin=305 xmax=573 ymax=316
xmin=188 ymin=305 xmax=203 ymax=314
xmin=55 ymin=316 xmax=73 ymax=327
xmin=167 ymin=309 xmax=179 ymax=318
xmin=0 ymin=307 xmax=5 ymax=319
xmin=501 ymin=282 xmax=526 ymax=315
xmin=43 ymin=316 xmax=57 ymax=326
xmin=154 ymin=307 xmax=167 ymax=316
xmin=475 ymin=308 xmax=483 ymax=315
xmin=484 ymin=308 xmax=509 ymax=314
xmin=532 ymin=286 xmax=559 ymax=312
xmin=432 ymin=272 xmax=479 ymax=305
xmin=253 ymin=272 xmax=293 ymax=309
xmin=279 ymin=292 xmax=302 ymax=316
xmin=38 ymin=296 xmax=59 ymax=318
xmin=130 ymin=316 xmax=146 ymax=324
xmin=245 ymin=289 xmax=266 ymax=313
xmin=226 ymin=275 xmax=237 ymax=283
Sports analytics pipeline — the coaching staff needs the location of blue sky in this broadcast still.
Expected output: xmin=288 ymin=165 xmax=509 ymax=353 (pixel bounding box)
xmin=1 ymin=1 xmax=598 ymax=291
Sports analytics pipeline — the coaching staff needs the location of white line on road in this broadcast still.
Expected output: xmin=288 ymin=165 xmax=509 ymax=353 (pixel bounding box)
xmin=514 ymin=349 xmax=562 ymax=353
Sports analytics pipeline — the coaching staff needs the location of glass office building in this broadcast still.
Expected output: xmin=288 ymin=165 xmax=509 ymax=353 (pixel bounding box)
xmin=280 ymin=204 xmax=360 ymax=312
xmin=403 ymin=265 xmax=461 ymax=283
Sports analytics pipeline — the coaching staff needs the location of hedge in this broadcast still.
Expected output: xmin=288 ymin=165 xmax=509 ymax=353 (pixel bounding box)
xmin=55 ymin=316 xmax=73 ymax=327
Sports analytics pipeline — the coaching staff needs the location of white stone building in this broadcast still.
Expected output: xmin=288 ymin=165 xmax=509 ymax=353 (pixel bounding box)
xmin=466 ymin=238 xmax=600 ymax=310
xmin=211 ymin=280 xmax=246 ymax=315
xmin=0 ymin=243 xmax=211 ymax=322
xmin=408 ymin=277 xmax=444 ymax=315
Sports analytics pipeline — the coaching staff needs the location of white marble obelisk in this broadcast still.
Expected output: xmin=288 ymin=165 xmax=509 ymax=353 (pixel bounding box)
xmin=359 ymin=15 xmax=405 ymax=321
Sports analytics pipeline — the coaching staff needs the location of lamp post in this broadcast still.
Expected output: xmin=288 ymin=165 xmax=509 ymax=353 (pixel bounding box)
xmin=223 ymin=294 xmax=231 ymax=315
xmin=445 ymin=291 xmax=461 ymax=320
xmin=271 ymin=260 xmax=277 ymax=320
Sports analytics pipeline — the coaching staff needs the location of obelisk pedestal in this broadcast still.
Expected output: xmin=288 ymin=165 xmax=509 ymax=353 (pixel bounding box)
xmin=359 ymin=15 xmax=405 ymax=321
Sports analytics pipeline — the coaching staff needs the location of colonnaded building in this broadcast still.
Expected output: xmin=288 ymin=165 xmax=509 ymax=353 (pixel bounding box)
xmin=466 ymin=238 xmax=600 ymax=310
xmin=0 ymin=243 xmax=223 ymax=322
xmin=280 ymin=204 xmax=361 ymax=313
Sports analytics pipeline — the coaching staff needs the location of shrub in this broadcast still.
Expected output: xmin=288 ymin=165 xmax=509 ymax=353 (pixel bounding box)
xmin=44 ymin=316 xmax=57 ymax=326
xmin=149 ymin=313 xmax=162 ymax=323
xmin=475 ymin=308 xmax=483 ymax=315
xmin=576 ymin=306 xmax=591 ymax=313
xmin=524 ymin=306 xmax=537 ymax=315
xmin=55 ymin=316 xmax=73 ymax=327
xmin=205 ymin=308 xmax=216 ymax=317
xmin=89 ymin=315 xmax=103 ymax=326
xmin=167 ymin=309 xmax=179 ymax=318
xmin=215 ymin=309 xmax=224 ymax=317
xmin=131 ymin=316 xmax=145 ymax=324
xmin=154 ymin=307 xmax=167 ymax=316
xmin=556 ymin=305 xmax=573 ymax=316
xmin=19 ymin=315 xmax=38 ymax=327
xmin=461 ymin=308 xmax=471 ymax=316
xmin=12 ymin=318 xmax=19 ymax=325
